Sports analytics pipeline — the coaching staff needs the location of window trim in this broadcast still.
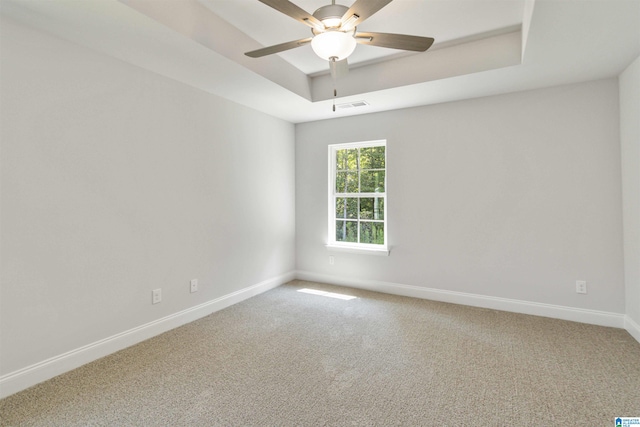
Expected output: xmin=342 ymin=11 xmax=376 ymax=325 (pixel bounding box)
xmin=327 ymin=140 xmax=389 ymax=255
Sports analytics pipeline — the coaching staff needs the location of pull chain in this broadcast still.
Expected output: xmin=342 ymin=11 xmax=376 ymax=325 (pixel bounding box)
xmin=331 ymin=56 xmax=338 ymax=112
xmin=333 ymin=88 xmax=337 ymax=112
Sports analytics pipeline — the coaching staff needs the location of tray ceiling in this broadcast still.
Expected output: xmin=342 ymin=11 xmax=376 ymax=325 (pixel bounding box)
xmin=2 ymin=0 xmax=639 ymax=123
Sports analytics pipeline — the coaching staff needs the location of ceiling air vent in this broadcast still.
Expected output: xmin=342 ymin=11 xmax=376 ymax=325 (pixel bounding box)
xmin=336 ymin=100 xmax=369 ymax=110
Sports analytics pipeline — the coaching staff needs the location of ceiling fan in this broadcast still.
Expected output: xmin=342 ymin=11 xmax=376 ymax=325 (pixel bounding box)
xmin=244 ymin=0 xmax=435 ymax=79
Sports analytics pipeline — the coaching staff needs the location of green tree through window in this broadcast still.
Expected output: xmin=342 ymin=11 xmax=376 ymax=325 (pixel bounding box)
xmin=329 ymin=141 xmax=386 ymax=248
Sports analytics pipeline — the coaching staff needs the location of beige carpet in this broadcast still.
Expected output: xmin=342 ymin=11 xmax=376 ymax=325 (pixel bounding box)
xmin=2 ymin=280 xmax=639 ymax=426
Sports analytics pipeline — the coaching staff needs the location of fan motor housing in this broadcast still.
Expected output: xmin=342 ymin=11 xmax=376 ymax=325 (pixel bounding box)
xmin=313 ymin=4 xmax=348 ymax=26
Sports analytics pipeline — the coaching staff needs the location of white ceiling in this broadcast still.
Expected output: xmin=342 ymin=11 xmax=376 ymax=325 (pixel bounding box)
xmin=199 ymin=0 xmax=527 ymax=75
xmin=2 ymin=0 xmax=639 ymax=123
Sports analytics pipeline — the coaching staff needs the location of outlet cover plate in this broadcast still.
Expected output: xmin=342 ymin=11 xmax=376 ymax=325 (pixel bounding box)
xmin=152 ymin=288 xmax=162 ymax=304
xmin=576 ymin=280 xmax=587 ymax=294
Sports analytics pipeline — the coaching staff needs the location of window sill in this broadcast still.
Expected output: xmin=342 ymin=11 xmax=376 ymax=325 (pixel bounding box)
xmin=325 ymin=244 xmax=390 ymax=256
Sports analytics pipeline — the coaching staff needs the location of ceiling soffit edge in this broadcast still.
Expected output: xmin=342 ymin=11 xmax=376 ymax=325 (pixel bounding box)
xmin=308 ymin=24 xmax=523 ymax=78
xmin=120 ymin=0 xmax=312 ymax=101
xmin=521 ymin=0 xmax=537 ymax=62
xmin=311 ymin=29 xmax=523 ymax=102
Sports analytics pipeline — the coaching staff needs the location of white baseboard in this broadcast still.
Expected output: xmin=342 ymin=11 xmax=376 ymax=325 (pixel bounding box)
xmin=625 ymin=316 xmax=640 ymax=343
xmin=295 ymin=270 xmax=626 ymax=329
xmin=2 ymin=270 xmax=634 ymax=400
xmin=0 ymin=271 xmax=295 ymax=399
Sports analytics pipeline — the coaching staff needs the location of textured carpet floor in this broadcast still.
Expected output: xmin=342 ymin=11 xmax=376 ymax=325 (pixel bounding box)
xmin=2 ymin=280 xmax=639 ymax=426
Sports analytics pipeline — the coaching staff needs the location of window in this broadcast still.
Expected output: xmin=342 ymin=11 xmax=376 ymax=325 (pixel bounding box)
xmin=328 ymin=140 xmax=387 ymax=254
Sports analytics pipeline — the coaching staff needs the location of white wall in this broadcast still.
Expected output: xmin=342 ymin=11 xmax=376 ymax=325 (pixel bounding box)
xmin=620 ymin=55 xmax=640 ymax=337
xmin=0 ymin=17 xmax=295 ymax=381
xmin=296 ymin=80 xmax=625 ymax=316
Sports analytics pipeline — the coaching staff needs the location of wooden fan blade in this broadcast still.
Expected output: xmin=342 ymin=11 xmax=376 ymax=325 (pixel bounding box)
xmin=340 ymin=0 xmax=393 ymax=32
xmin=245 ymin=37 xmax=312 ymax=58
xmin=258 ymin=0 xmax=323 ymax=30
xmin=355 ymin=32 xmax=434 ymax=52
xmin=329 ymin=58 xmax=349 ymax=80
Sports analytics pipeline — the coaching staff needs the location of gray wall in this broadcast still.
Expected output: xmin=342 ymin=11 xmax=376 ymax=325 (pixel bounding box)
xmin=0 ymin=18 xmax=296 ymax=376
xmin=296 ymin=79 xmax=625 ymax=314
xmin=620 ymin=55 xmax=640 ymax=328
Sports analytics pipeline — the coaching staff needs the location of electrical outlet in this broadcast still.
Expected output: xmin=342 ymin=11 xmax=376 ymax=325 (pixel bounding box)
xmin=329 ymin=256 xmax=335 ymax=265
xmin=190 ymin=279 xmax=198 ymax=293
xmin=152 ymin=288 xmax=162 ymax=304
xmin=576 ymin=280 xmax=587 ymax=294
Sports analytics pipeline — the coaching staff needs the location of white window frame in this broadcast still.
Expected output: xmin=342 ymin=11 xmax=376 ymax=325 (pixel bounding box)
xmin=327 ymin=140 xmax=389 ymax=256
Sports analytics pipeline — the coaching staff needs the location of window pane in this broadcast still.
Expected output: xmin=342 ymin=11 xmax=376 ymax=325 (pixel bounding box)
xmin=359 ymin=197 xmax=384 ymax=220
xmin=331 ymin=142 xmax=386 ymax=248
xmin=336 ymin=171 xmax=358 ymax=193
xmin=336 ymin=198 xmax=358 ymax=219
xmin=360 ymin=146 xmax=385 ymax=169
xmin=336 ymin=220 xmax=358 ymax=243
xmin=360 ymin=222 xmax=384 ymax=245
xmin=360 ymin=170 xmax=385 ymax=193
xmin=336 ymin=149 xmax=358 ymax=171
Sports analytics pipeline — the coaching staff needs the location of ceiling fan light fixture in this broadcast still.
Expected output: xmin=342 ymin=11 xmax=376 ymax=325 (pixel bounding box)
xmin=313 ymin=4 xmax=349 ymax=29
xmin=311 ymin=31 xmax=356 ymax=61
xmin=322 ymin=17 xmax=342 ymax=28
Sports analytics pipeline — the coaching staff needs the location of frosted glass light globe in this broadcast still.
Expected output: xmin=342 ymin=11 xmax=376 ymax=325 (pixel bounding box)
xmin=311 ymin=31 xmax=357 ymax=61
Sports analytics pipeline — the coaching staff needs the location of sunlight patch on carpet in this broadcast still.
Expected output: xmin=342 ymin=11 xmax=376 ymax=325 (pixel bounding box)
xmin=297 ymin=288 xmax=357 ymax=300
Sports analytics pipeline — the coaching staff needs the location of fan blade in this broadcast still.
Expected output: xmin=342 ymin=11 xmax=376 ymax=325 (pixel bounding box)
xmin=340 ymin=0 xmax=393 ymax=32
xmin=258 ymin=0 xmax=323 ymax=30
xmin=355 ymin=32 xmax=434 ymax=52
xmin=245 ymin=37 xmax=312 ymax=58
xmin=329 ymin=58 xmax=349 ymax=80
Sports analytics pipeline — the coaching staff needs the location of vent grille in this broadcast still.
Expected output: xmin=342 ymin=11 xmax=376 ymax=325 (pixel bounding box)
xmin=336 ymin=100 xmax=369 ymax=110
